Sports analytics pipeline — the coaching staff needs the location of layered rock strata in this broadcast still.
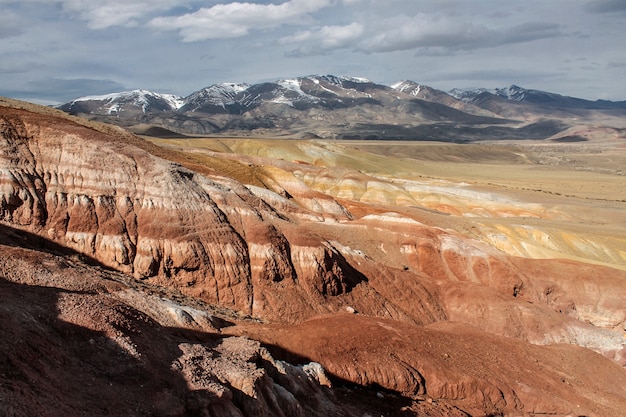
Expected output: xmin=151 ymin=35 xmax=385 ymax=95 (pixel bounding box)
xmin=2 ymin=100 xmax=626 ymax=415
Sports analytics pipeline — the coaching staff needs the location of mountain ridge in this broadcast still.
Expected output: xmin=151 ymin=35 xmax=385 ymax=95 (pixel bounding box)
xmin=56 ymin=74 xmax=626 ymax=140
xmin=60 ymin=75 xmax=626 ymax=114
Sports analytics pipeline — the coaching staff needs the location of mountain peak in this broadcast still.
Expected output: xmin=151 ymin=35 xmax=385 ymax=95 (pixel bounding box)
xmin=494 ymin=85 xmax=532 ymax=101
xmin=391 ymin=80 xmax=426 ymax=95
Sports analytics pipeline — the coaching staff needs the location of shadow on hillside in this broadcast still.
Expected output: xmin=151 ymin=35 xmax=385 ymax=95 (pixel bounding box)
xmin=0 ymin=225 xmax=211 ymax=415
xmin=0 ymin=225 xmax=217 ymax=414
xmin=0 ymin=276 xmax=421 ymax=417
xmin=258 ymin=342 xmax=422 ymax=417
xmin=551 ymin=135 xmax=589 ymax=142
xmin=0 ymin=277 xmax=203 ymax=416
xmin=0 ymin=275 xmax=421 ymax=417
xmin=0 ymin=222 xmax=106 ymax=268
xmin=0 ymin=222 xmax=422 ymax=416
xmin=338 ymin=119 xmax=567 ymax=141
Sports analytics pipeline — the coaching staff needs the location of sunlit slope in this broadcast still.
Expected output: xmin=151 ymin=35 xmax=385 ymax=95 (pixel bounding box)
xmin=149 ymin=137 xmax=626 ymax=270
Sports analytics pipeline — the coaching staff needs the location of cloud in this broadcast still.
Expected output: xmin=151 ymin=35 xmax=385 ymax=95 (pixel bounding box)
xmin=358 ymin=15 xmax=487 ymax=53
xmin=65 ymin=0 xmax=188 ymax=29
xmin=281 ymin=23 xmax=365 ymax=56
xmin=0 ymin=11 xmax=24 ymax=38
xmin=0 ymin=0 xmax=624 ymax=102
xmin=149 ymin=0 xmax=333 ymax=41
xmin=430 ymin=68 xmax=563 ymax=84
xmin=500 ymin=22 xmax=563 ymax=44
xmin=363 ymin=19 xmax=563 ymax=53
xmin=608 ymin=61 xmax=626 ymax=68
xmin=279 ymin=13 xmax=563 ymax=56
xmin=584 ymin=0 xmax=626 ymax=13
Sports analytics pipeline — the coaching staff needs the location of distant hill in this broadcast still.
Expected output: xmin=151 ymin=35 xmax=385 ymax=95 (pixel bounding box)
xmin=57 ymin=75 xmax=626 ymax=140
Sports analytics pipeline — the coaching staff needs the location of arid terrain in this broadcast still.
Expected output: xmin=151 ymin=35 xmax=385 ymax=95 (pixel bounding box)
xmin=1 ymin=96 xmax=626 ymax=416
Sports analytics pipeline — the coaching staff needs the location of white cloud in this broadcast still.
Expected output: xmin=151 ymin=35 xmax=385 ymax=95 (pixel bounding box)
xmin=40 ymin=0 xmax=185 ymax=29
xmin=359 ymin=14 xmax=479 ymax=53
xmin=281 ymin=22 xmax=365 ymax=56
xmin=360 ymin=17 xmax=562 ymax=53
xmin=149 ymin=0 xmax=333 ymax=41
xmin=279 ymin=12 xmax=563 ymax=56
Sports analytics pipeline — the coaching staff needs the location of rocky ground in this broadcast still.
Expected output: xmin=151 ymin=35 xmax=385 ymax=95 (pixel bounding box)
xmin=1 ymin=97 xmax=626 ymax=416
xmin=0 ymin=229 xmax=400 ymax=417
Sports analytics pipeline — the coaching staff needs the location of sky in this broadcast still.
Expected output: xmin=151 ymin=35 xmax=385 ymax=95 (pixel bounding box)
xmin=1 ymin=0 xmax=625 ymax=104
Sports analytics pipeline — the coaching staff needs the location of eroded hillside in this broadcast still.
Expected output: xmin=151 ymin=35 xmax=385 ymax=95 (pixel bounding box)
xmin=2 ymin=97 xmax=626 ymax=416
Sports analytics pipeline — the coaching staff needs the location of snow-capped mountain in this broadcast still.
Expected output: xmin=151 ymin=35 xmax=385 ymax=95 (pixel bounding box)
xmin=180 ymin=83 xmax=250 ymax=113
xmin=449 ymin=85 xmax=562 ymax=104
xmin=391 ymin=80 xmax=502 ymax=118
xmin=393 ymin=80 xmax=472 ymax=105
xmin=178 ymin=75 xmax=380 ymax=114
xmin=58 ymin=75 xmax=423 ymax=119
xmin=59 ymin=89 xmax=184 ymax=115
xmin=391 ymin=80 xmax=427 ymax=96
xmin=56 ymin=75 xmax=626 ymax=140
xmin=448 ymin=88 xmax=491 ymax=103
xmin=449 ymin=85 xmax=626 ymax=110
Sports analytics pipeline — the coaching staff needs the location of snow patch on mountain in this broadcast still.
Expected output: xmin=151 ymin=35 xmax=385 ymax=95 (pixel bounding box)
xmin=165 ymin=96 xmax=186 ymax=110
xmin=448 ymin=88 xmax=492 ymax=103
xmin=496 ymin=85 xmax=528 ymax=101
xmin=184 ymin=83 xmax=250 ymax=111
xmin=343 ymin=76 xmax=371 ymax=83
xmin=391 ymin=80 xmax=423 ymax=96
xmin=277 ymin=79 xmax=303 ymax=92
xmin=307 ymin=75 xmax=371 ymax=86
xmin=272 ymin=78 xmax=321 ymax=106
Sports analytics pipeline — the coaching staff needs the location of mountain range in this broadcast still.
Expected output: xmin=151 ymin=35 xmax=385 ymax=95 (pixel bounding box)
xmin=58 ymin=75 xmax=626 ymax=140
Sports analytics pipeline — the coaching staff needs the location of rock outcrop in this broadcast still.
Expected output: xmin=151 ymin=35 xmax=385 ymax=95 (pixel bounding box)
xmin=0 ymin=106 xmax=365 ymax=319
xmin=0 ymin=234 xmax=367 ymax=417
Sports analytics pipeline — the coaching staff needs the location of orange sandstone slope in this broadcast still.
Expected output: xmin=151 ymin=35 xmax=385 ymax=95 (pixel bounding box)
xmin=1 ymin=98 xmax=626 ymax=416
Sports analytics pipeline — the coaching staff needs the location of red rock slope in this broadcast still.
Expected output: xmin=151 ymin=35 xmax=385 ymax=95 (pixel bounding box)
xmin=2 ymin=99 xmax=626 ymax=415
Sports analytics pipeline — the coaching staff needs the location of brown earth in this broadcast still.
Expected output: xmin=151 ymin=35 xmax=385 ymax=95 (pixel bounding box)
xmin=0 ymin=227 xmax=402 ymax=417
xmin=1 ymin=97 xmax=626 ymax=416
xmin=229 ymin=314 xmax=626 ymax=417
